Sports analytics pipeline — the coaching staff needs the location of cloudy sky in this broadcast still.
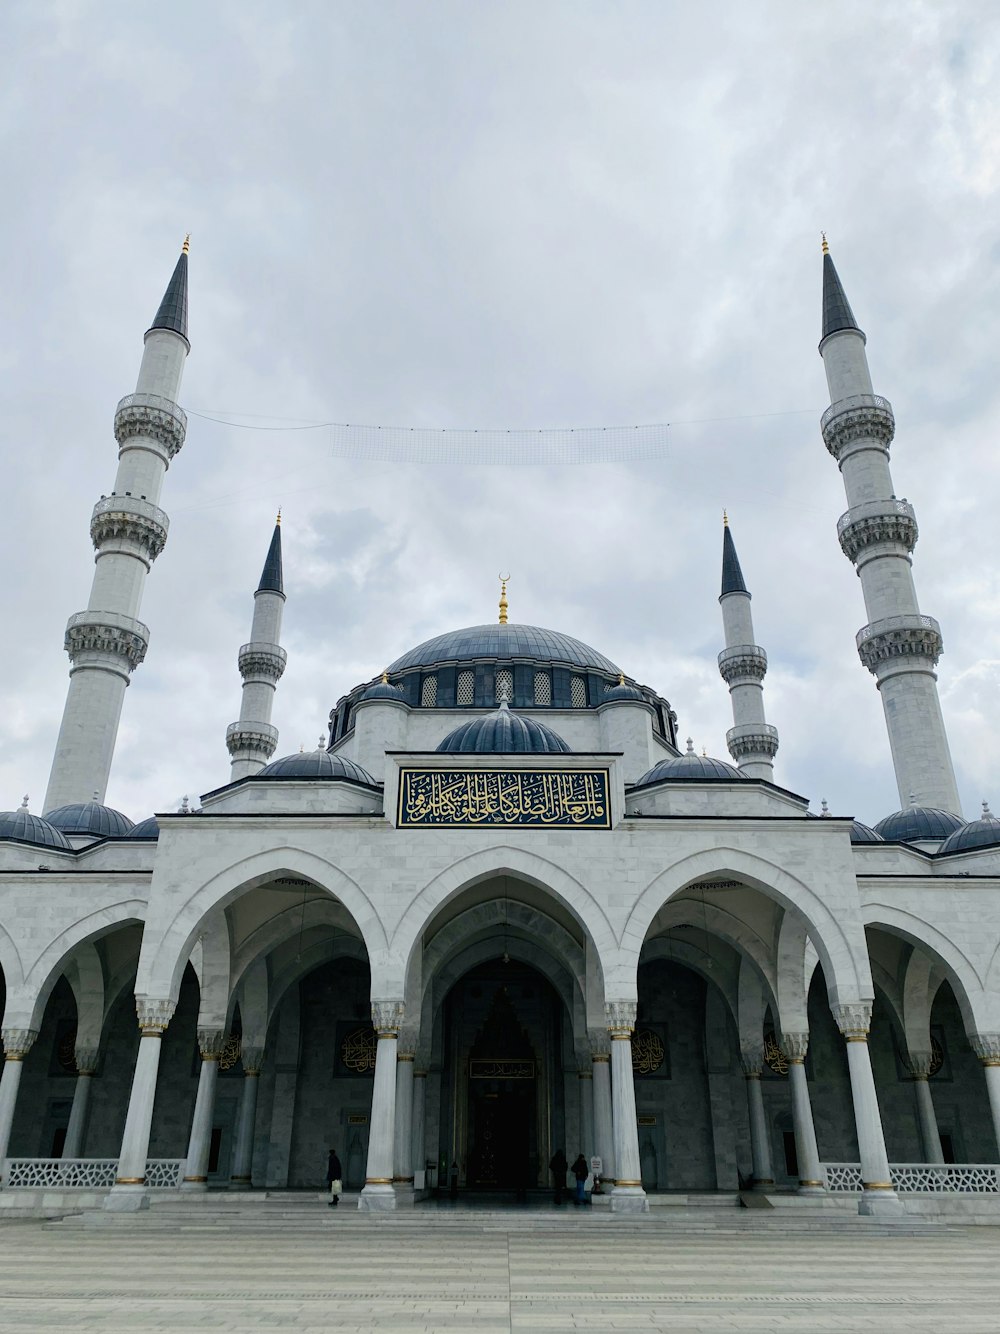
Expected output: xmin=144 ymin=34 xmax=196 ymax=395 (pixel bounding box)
xmin=2 ymin=2 xmax=999 ymax=827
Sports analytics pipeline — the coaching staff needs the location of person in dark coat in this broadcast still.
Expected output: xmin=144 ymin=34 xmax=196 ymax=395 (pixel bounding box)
xmin=549 ymin=1148 xmax=568 ymax=1205
xmin=326 ymin=1147 xmax=344 ymax=1206
xmin=571 ymin=1153 xmax=589 ymax=1205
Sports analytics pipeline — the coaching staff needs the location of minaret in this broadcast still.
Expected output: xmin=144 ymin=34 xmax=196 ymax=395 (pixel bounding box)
xmin=43 ymin=241 xmax=191 ymax=813
xmin=717 ymin=515 xmax=779 ymax=780
xmin=226 ymin=516 xmax=287 ymax=780
xmin=818 ymin=239 xmax=961 ymax=814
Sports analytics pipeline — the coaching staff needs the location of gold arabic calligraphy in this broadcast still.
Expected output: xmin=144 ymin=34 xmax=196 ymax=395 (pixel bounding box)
xmin=398 ymin=769 xmax=610 ymax=828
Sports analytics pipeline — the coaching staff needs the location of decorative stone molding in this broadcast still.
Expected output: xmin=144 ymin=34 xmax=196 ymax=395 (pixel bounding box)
xmin=90 ymin=495 xmax=169 ymax=566
xmin=717 ymin=644 xmax=768 ymax=688
xmin=136 ymin=999 xmax=176 ymax=1034
xmin=837 ymin=498 xmax=917 ymax=565
xmin=726 ymin=722 xmax=779 ymax=762
xmin=605 ymin=1000 xmax=637 ymax=1036
xmin=971 ymin=1034 xmax=1000 ymax=1066
xmin=226 ymin=721 xmax=279 ymax=761
xmin=820 ymin=393 xmax=895 ymax=462
xmin=832 ymin=1002 xmax=872 ymax=1040
xmin=739 ymin=1042 xmax=765 ymax=1077
xmin=197 ymin=1027 xmax=226 ymax=1059
xmin=114 ymin=392 xmax=187 ymax=461
xmin=64 ymin=610 xmax=149 ymax=674
xmin=856 ymin=614 xmax=943 ymax=674
xmin=907 ymin=1049 xmax=934 ymax=1079
xmin=238 ymin=642 xmax=287 ymax=685
xmin=74 ymin=1045 xmax=100 ymax=1074
xmin=782 ymin=1031 xmax=810 ymax=1062
xmin=371 ymin=1001 xmax=405 ymax=1036
xmin=1 ymin=1028 xmax=38 ymax=1060
xmin=589 ymin=1031 xmax=611 ymax=1059
xmin=241 ymin=1045 xmax=264 ymax=1074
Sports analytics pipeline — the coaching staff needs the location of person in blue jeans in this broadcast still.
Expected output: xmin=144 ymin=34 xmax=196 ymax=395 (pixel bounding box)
xmin=571 ymin=1154 xmax=589 ymax=1205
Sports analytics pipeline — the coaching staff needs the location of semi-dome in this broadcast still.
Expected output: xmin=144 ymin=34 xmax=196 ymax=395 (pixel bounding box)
xmin=940 ymin=803 xmax=1000 ymax=855
xmin=360 ymin=675 xmax=406 ymax=702
xmin=634 ymin=753 xmax=744 ymax=786
xmin=437 ymin=702 xmax=570 ymax=754
xmin=0 ymin=808 xmax=72 ymax=850
xmin=254 ymin=750 xmax=378 ymax=786
xmin=129 ymin=816 xmax=160 ymax=840
xmin=47 ymin=802 xmax=134 ymax=838
xmin=388 ymin=624 xmax=619 ymax=675
xmin=850 ymin=819 xmax=884 ymax=844
xmin=874 ymin=806 xmax=964 ymax=843
xmin=602 ymin=674 xmax=644 ymax=703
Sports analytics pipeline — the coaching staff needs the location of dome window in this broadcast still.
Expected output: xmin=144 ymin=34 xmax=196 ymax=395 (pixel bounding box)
xmin=533 ymin=670 xmax=551 ymax=705
xmin=570 ymin=675 xmax=587 ymax=708
xmin=496 ymin=668 xmax=514 ymax=703
xmin=420 ymin=674 xmax=438 ymax=707
xmin=457 ymin=670 xmax=475 ymax=706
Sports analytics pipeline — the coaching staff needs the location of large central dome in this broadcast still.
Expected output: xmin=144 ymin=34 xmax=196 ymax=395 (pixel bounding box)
xmin=388 ymin=624 xmax=619 ymax=674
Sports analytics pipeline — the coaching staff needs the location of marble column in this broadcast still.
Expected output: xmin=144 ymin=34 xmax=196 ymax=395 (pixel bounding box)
xmin=0 ymin=1029 xmax=38 ymax=1171
xmin=360 ymin=1001 xmax=403 ymax=1212
xmin=908 ymin=1050 xmax=944 ymax=1164
xmin=606 ymin=1002 xmax=648 ymax=1213
xmin=833 ymin=1002 xmax=903 ymax=1217
xmin=739 ymin=1043 xmax=774 ymax=1188
xmin=182 ymin=1028 xmax=225 ymax=1190
xmin=105 ymin=999 xmax=175 ymax=1212
xmin=392 ymin=1049 xmax=415 ymax=1200
xmin=591 ymin=1033 xmax=615 ymax=1186
xmin=782 ymin=1032 xmax=825 ymax=1195
xmin=971 ymin=1034 xmax=1000 ymax=1157
xmin=230 ymin=1045 xmax=263 ymax=1190
xmin=579 ymin=1065 xmax=594 ymax=1161
xmin=411 ymin=1069 xmax=427 ymax=1188
xmin=62 ymin=1045 xmax=100 ymax=1158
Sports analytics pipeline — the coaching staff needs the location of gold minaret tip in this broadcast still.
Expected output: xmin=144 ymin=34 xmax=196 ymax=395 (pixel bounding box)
xmin=498 ymin=572 xmax=510 ymax=625
xmin=182 ymin=234 xmax=191 ymax=255
xmin=723 ymin=509 xmax=728 ymax=528
xmin=276 ymin=508 xmax=281 ymax=526
xmin=821 ymin=231 xmax=829 ymax=255
xmin=618 ymin=672 xmax=626 ymax=686
xmin=381 ymin=669 xmax=389 ymax=684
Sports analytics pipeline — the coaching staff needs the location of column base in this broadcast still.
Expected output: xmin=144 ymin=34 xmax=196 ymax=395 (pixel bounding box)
xmin=229 ymin=1176 xmax=252 ymax=1192
xmin=752 ymin=1179 xmax=775 ymax=1191
xmin=358 ymin=1182 xmax=397 ymax=1212
xmin=858 ymin=1187 xmax=905 ymax=1219
xmin=610 ymin=1183 xmax=648 ymax=1214
xmin=180 ymin=1177 xmax=209 ymax=1192
xmin=796 ymin=1180 xmax=826 ymax=1196
xmin=392 ymin=1181 xmax=416 ymax=1207
xmin=104 ymin=1183 xmax=150 ymax=1212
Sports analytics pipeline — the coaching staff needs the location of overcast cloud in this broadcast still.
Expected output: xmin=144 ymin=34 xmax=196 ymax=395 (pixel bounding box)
xmin=2 ymin=1 xmax=999 ymax=827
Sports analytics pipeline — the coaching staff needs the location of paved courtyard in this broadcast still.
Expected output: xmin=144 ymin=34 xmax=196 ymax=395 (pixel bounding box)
xmin=1 ymin=1202 xmax=998 ymax=1331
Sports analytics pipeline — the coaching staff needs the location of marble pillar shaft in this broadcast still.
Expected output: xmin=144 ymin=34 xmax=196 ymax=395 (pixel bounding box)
xmin=393 ymin=1055 xmax=414 ymax=1183
xmin=744 ymin=1075 xmax=774 ymax=1185
xmin=230 ymin=1070 xmax=261 ymax=1187
xmin=843 ymin=1037 xmax=892 ymax=1187
xmin=609 ymin=1030 xmax=647 ymax=1210
xmin=116 ymin=1032 xmax=164 ymax=1183
xmin=579 ymin=1071 xmax=594 ymax=1161
xmin=183 ymin=1056 xmax=221 ymax=1186
xmin=63 ymin=1071 xmax=95 ymax=1158
xmin=591 ymin=1057 xmax=615 ymax=1182
xmin=913 ymin=1077 xmax=944 ymax=1164
xmin=787 ymin=1060 xmax=824 ymax=1191
xmin=411 ymin=1072 xmax=427 ymax=1182
xmin=0 ymin=1058 xmax=27 ymax=1165
xmin=360 ymin=1027 xmax=398 ymax=1209
xmin=981 ymin=1063 xmax=1000 ymax=1158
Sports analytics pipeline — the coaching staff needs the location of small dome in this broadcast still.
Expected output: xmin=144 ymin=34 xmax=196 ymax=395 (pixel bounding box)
xmin=437 ymin=702 xmax=570 ymax=754
xmin=850 ymin=819 xmax=884 ymax=844
xmin=873 ymin=806 xmax=964 ymax=843
xmin=0 ymin=809 xmax=72 ymax=850
xmin=634 ymin=753 xmax=744 ymax=786
xmin=129 ymin=816 xmax=160 ymax=840
xmin=602 ymin=675 xmax=644 ymax=703
xmin=47 ymin=802 xmax=134 ymax=838
xmin=361 ymin=675 xmax=406 ymax=702
xmin=940 ymin=804 xmax=1000 ymax=855
xmin=254 ymin=750 xmax=378 ymax=786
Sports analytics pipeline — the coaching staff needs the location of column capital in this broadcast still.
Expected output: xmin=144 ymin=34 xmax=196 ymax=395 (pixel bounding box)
xmin=74 ymin=1044 xmax=100 ymax=1074
xmin=906 ymin=1049 xmax=934 ymax=1078
xmin=831 ymin=1002 xmax=872 ymax=1040
xmin=739 ymin=1041 xmax=765 ymax=1077
xmin=782 ymin=1030 xmax=810 ymax=1062
xmin=371 ymin=1000 xmax=404 ymax=1037
xmin=589 ymin=1030 xmax=611 ymax=1059
xmin=971 ymin=1033 xmax=1000 ymax=1065
xmin=397 ymin=1051 xmax=415 ymax=1063
xmin=605 ymin=1000 xmax=637 ymax=1037
xmin=1 ymin=1028 xmax=38 ymax=1060
xmin=197 ymin=1027 xmax=226 ymax=1059
xmin=241 ymin=1044 xmax=264 ymax=1074
xmin=136 ymin=998 xmax=175 ymax=1035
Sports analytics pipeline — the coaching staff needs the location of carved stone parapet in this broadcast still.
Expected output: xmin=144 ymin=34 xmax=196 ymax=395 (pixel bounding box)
xmin=371 ymin=1000 xmax=404 ymax=1036
xmin=136 ymin=998 xmax=176 ymax=1034
xmin=74 ymin=1045 xmax=100 ymax=1074
xmin=1 ymin=1028 xmax=38 ymax=1059
xmin=781 ymin=1031 xmax=810 ymax=1062
xmin=837 ymin=499 xmax=917 ymax=565
xmin=197 ymin=1027 xmax=226 ymax=1059
xmin=971 ymin=1034 xmax=1000 ymax=1066
xmin=605 ymin=1000 xmax=637 ymax=1036
xmin=241 ymin=1045 xmax=264 ymax=1074
xmin=832 ymin=1002 xmax=872 ymax=1040
xmin=238 ymin=642 xmax=287 ymax=685
xmin=856 ymin=614 xmax=943 ymax=674
xmin=739 ymin=1042 xmax=765 ymax=1077
xmin=820 ymin=393 xmax=895 ymax=462
xmin=65 ymin=610 xmax=149 ymax=674
xmin=90 ymin=495 xmax=169 ymax=566
xmin=114 ymin=392 xmax=187 ymax=461
xmin=717 ymin=644 xmax=768 ymax=688
xmin=226 ymin=721 xmax=279 ymax=762
xmin=726 ymin=722 xmax=779 ymax=762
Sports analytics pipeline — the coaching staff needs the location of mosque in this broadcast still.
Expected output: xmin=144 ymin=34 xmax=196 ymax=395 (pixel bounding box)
xmin=1 ymin=240 xmax=999 ymax=1219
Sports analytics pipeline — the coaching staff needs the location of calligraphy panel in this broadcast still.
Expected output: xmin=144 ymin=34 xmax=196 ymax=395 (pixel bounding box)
xmin=397 ymin=768 xmax=611 ymax=829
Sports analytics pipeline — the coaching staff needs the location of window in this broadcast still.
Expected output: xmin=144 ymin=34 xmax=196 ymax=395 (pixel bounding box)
xmin=420 ymin=674 xmax=438 ymax=707
xmin=457 ymin=671 xmax=475 ymax=706
xmin=496 ymin=668 xmax=513 ymax=703
xmin=533 ymin=670 xmax=551 ymax=705
xmin=570 ymin=675 xmax=587 ymax=708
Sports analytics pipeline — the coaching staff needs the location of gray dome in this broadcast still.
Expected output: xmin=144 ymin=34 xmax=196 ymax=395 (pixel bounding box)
xmin=850 ymin=819 xmax=884 ymax=844
xmin=388 ymin=624 xmax=619 ymax=674
xmin=254 ymin=750 xmax=378 ymax=786
xmin=635 ymin=754 xmax=744 ymax=786
xmin=941 ymin=806 xmax=1000 ymax=855
xmin=603 ymin=679 xmax=644 ymax=703
xmin=0 ymin=809 xmax=72 ymax=850
xmin=361 ymin=677 xmax=406 ymax=702
xmin=47 ymin=802 xmax=134 ymax=838
xmin=437 ymin=703 xmax=570 ymax=755
xmin=129 ymin=816 xmax=160 ymax=840
xmin=874 ymin=806 xmax=964 ymax=843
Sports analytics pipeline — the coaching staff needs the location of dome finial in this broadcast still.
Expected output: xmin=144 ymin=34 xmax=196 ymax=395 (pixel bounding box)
xmin=984 ymin=799 xmax=994 ymax=818
xmin=381 ymin=669 xmax=389 ymax=684
xmin=722 ymin=509 xmax=728 ymax=528
xmin=821 ymin=231 xmax=829 ymax=255
xmin=820 ymin=798 xmax=830 ymax=817
xmin=618 ymin=671 xmax=625 ymax=686
xmin=276 ymin=508 xmax=281 ymax=527
xmin=20 ymin=794 xmax=29 ymax=811
xmin=498 ymin=573 xmax=510 ymax=625
xmin=182 ymin=233 xmax=191 ymax=255
xmin=317 ymin=733 xmax=326 ymax=752
xmin=685 ymin=737 xmax=694 ymax=755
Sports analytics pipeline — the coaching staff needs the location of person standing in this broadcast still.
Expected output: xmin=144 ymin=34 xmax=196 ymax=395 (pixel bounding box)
xmin=326 ymin=1147 xmax=343 ymax=1207
xmin=571 ymin=1153 xmax=589 ymax=1205
xmin=549 ymin=1148 xmax=567 ymax=1205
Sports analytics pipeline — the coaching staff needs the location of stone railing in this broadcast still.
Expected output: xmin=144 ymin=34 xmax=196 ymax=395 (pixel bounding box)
xmin=823 ymin=1163 xmax=1000 ymax=1193
xmin=2 ymin=1158 xmax=185 ymax=1190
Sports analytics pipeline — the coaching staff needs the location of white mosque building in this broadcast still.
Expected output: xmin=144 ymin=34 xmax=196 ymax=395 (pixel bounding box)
xmin=1 ymin=241 xmax=999 ymax=1219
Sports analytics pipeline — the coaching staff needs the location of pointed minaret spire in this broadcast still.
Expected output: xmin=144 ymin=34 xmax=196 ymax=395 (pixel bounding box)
xmin=226 ymin=516 xmax=288 ymax=780
xmin=717 ymin=516 xmax=779 ymax=781
xmin=44 ymin=243 xmax=191 ymax=813
xmin=819 ymin=243 xmax=961 ymax=815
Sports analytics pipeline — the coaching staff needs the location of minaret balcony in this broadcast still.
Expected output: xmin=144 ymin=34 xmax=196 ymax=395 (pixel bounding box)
xmin=90 ymin=495 xmax=170 ymax=565
xmin=821 ymin=394 xmax=894 ymax=462
xmin=114 ymin=393 xmax=187 ymax=461
xmin=717 ymin=644 xmax=768 ymax=687
xmin=856 ymin=614 xmax=943 ymax=674
xmin=64 ymin=610 xmax=150 ymax=673
xmin=837 ymin=498 xmax=917 ymax=564
xmin=226 ymin=721 xmax=279 ymax=760
xmin=238 ymin=642 xmax=288 ymax=684
xmin=725 ymin=722 xmax=779 ymax=762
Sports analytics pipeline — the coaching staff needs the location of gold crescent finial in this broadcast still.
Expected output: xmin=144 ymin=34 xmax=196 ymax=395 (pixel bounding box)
xmin=618 ymin=671 xmax=625 ymax=686
xmin=821 ymin=231 xmax=829 ymax=255
xmin=276 ymin=508 xmax=281 ymax=526
xmin=498 ymin=572 xmax=510 ymax=625
xmin=381 ymin=669 xmax=389 ymax=684
xmin=723 ymin=509 xmax=728 ymax=528
xmin=182 ymin=234 xmax=191 ymax=255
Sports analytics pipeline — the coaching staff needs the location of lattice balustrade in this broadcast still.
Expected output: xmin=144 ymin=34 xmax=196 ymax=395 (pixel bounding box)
xmin=143 ymin=1158 xmax=185 ymax=1189
xmin=823 ymin=1163 xmax=864 ymax=1192
xmin=823 ymin=1163 xmax=1000 ymax=1193
xmin=2 ymin=1158 xmax=185 ymax=1190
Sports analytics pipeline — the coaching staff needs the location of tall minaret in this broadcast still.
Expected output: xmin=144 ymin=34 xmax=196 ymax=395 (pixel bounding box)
xmin=717 ymin=515 xmax=779 ymax=781
xmin=44 ymin=241 xmax=191 ymax=813
xmin=226 ymin=517 xmax=286 ymax=780
xmin=818 ymin=238 xmax=961 ymax=814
